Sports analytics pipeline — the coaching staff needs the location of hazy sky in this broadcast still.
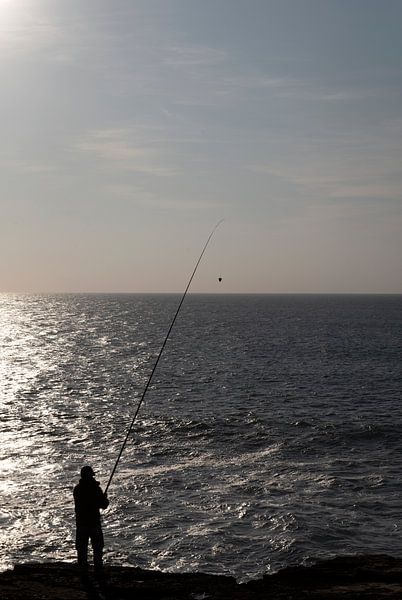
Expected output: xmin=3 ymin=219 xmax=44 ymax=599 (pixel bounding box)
xmin=1 ymin=0 xmax=401 ymax=293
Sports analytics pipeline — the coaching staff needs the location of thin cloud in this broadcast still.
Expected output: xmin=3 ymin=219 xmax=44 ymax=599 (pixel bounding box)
xmin=103 ymin=182 xmax=224 ymax=211
xmin=162 ymin=44 xmax=227 ymax=67
xmin=0 ymin=4 xmax=62 ymax=55
xmin=0 ymin=157 xmax=55 ymax=174
xmin=74 ymin=129 xmax=178 ymax=177
xmin=248 ymin=161 xmax=402 ymax=203
xmin=247 ymin=116 xmax=402 ymax=204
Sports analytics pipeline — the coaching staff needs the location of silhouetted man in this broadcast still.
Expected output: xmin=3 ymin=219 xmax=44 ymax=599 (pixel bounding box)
xmin=73 ymin=465 xmax=109 ymax=577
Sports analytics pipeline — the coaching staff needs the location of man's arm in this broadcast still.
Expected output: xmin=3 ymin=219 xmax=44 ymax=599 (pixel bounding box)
xmin=97 ymin=487 xmax=109 ymax=510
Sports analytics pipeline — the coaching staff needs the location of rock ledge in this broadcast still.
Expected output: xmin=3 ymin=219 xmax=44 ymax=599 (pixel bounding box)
xmin=1 ymin=555 xmax=402 ymax=599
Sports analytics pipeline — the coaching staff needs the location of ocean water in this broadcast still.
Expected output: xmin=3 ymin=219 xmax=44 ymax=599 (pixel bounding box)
xmin=0 ymin=293 xmax=402 ymax=581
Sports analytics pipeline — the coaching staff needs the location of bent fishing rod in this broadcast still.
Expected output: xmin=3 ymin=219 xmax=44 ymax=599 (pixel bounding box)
xmin=104 ymin=220 xmax=223 ymax=495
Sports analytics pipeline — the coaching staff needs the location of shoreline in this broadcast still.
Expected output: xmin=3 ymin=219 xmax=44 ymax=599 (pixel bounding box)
xmin=1 ymin=554 xmax=402 ymax=599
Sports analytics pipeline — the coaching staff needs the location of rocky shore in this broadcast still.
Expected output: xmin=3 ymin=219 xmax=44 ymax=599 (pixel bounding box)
xmin=1 ymin=555 xmax=402 ymax=599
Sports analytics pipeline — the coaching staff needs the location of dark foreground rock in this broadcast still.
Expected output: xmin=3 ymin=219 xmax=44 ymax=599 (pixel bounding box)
xmin=1 ymin=555 xmax=402 ymax=599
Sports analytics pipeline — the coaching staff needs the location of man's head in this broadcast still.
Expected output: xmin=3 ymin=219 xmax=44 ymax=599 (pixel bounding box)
xmin=80 ymin=465 xmax=95 ymax=479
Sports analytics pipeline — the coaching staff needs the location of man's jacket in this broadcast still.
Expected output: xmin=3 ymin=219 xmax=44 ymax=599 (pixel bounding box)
xmin=73 ymin=478 xmax=109 ymax=527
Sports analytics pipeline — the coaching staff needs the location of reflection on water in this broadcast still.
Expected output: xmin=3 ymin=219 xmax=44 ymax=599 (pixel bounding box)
xmin=1 ymin=293 xmax=402 ymax=580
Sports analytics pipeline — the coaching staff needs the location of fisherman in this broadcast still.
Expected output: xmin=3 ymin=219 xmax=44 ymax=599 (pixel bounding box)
xmin=73 ymin=465 xmax=109 ymax=577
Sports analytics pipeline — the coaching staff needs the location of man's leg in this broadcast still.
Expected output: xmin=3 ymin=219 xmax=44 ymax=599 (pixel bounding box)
xmin=76 ymin=526 xmax=90 ymax=572
xmin=90 ymin=525 xmax=105 ymax=576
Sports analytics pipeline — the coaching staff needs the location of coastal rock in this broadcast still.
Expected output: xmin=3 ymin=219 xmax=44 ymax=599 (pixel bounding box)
xmin=1 ymin=555 xmax=402 ymax=599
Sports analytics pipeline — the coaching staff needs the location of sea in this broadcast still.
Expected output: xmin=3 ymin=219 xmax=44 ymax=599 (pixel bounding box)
xmin=1 ymin=293 xmax=401 ymax=581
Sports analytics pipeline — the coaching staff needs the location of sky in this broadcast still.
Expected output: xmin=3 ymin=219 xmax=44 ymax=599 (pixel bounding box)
xmin=0 ymin=0 xmax=401 ymax=293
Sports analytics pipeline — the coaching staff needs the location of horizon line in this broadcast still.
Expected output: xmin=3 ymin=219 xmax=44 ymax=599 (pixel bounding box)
xmin=1 ymin=291 xmax=401 ymax=296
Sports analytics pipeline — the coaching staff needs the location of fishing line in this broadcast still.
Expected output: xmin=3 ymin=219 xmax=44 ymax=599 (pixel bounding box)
xmin=104 ymin=220 xmax=223 ymax=494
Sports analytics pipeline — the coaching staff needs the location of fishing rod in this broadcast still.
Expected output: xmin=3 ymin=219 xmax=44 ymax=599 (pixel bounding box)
xmin=104 ymin=220 xmax=223 ymax=494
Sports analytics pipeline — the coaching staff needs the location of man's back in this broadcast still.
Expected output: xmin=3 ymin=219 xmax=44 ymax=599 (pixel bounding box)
xmin=74 ymin=477 xmax=109 ymax=526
